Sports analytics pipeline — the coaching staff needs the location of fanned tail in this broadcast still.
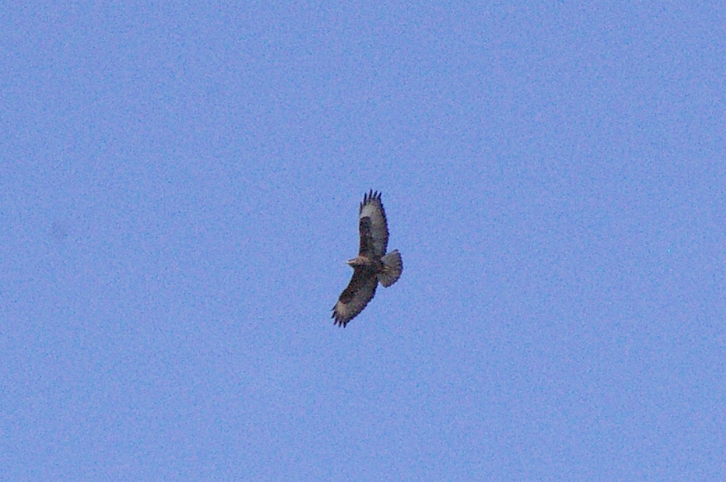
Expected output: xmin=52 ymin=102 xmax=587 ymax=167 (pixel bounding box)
xmin=378 ymin=250 xmax=403 ymax=287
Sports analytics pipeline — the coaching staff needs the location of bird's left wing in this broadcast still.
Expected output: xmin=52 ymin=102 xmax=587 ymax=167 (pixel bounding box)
xmin=358 ymin=190 xmax=389 ymax=258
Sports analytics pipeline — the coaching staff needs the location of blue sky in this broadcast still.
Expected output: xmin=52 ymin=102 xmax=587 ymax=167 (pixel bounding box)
xmin=2 ymin=1 xmax=725 ymax=480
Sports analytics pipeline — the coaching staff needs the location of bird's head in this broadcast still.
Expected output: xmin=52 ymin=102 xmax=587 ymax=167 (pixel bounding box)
xmin=346 ymin=255 xmax=371 ymax=267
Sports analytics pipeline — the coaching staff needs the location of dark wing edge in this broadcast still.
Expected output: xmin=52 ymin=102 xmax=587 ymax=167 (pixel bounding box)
xmin=332 ymin=268 xmax=378 ymax=327
xmin=358 ymin=217 xmax=374 ymax=256
xmin=358 ymin=190 xmax=389 ymax=257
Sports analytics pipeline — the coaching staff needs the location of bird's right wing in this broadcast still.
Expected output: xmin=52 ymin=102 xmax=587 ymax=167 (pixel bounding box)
xmin=332 ymin=268 xmax=378 ymax=327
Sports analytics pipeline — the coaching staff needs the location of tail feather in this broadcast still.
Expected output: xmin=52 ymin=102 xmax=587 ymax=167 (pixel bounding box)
xmin=378 ymin=250 xmax=403 ymax=287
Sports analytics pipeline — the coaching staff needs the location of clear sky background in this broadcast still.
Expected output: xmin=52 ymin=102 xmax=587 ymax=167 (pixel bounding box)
xmin=2 ymin=2 xmax=725 ymax=480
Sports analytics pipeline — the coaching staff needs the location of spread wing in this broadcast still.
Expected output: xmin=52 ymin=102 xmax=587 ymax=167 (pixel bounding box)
xmin=358 ymin=190 xmax=389 ymax=258
xmin=332 ymin=268 xmax=378 ymax=327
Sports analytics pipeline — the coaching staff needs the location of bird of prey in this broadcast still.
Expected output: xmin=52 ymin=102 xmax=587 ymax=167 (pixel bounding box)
xmin=332 ymin=190 xmax=403 ymax=327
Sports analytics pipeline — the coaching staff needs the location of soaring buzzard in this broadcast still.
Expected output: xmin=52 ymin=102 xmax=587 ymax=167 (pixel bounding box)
xmin=332 ymin=190 xmax=403 ymax=327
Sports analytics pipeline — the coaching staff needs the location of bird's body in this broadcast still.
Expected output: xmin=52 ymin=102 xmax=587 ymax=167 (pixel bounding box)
xmin=332 ymin=191 xmax=403 ymax=327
